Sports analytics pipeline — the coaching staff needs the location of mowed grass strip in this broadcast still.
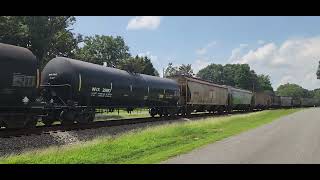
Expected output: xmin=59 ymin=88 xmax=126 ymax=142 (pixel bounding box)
xmin=0 ymin=109 xmax=301 ymax=164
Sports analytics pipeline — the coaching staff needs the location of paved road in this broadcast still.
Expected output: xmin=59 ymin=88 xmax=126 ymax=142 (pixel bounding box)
xmin=164 ymin=108 xmax=320 ymax=164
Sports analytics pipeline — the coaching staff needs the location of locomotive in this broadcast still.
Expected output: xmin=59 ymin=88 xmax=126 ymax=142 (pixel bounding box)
xmin=0 ymin=43 xmax=318 ymax=129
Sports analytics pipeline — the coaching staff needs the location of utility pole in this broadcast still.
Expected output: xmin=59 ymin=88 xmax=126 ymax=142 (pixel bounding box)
xmin=252 ymin=82 xmax=255 ymax=92
xmin=317 ymin=60 xmax=320 ymax=79
xmin=163 ymin=67 xmax=165 ymax=78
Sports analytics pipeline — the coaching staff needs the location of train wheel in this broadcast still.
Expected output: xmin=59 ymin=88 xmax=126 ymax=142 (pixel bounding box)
xmin=158 ymin=108 xmax=164 ymax=117
xmin=87 ymin=110 xmax=96 ymax=122
xmin=25 ymin=115 xmax=38 ymax=128
xmin=77 ymin=114 xmax=88 ymax=124
xmin=149 ymin=108 xmax=157 ymax=118
xmin=77 ymin=109 xmax=94 ymax=124
xmin=60 ymin=110 xmax=76 ymax=125
xmin=168 ymin=108 xmax=177 ymax=117
xmin=161 ymin=108 xmax=168 ymax=117
xmin=42 ymin=118 xmax=55 ymax=126
xmin=185 ymin=109 xmax=192 ymax=117
xmin=0 ymin=121 xmax=7 ymax=129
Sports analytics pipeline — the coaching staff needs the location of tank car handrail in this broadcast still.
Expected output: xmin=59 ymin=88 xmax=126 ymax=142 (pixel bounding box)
xmin=40 ymin=84 xmax=71 ymax=87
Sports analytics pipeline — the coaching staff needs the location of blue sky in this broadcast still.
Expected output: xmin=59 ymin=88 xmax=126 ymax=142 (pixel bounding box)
xmin=72 ymin=16 xmax=320 ymax=90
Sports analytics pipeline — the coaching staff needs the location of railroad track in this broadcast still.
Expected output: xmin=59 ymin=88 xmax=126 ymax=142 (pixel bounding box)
xmin=0 ymin=110 xmax=260 ymax=138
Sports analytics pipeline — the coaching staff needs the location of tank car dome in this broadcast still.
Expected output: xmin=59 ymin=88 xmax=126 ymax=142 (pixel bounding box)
xmin=0 ymin=43 xmax=37 ymax=64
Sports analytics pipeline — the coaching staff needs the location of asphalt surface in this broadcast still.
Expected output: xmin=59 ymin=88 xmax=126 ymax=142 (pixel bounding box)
xmin=164 ymin=108 xmax=320 ymax=164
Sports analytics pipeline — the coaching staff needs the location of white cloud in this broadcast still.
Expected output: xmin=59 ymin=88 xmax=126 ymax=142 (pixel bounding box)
xmin=258 ymin=40 xmax=265 ymax=45
xmin=192 ymin=58 xmax=211 ymax=74
xmin=230 ymin=36 xmax=320 ymax=90
xmin=127 ymin=16 xmax=161 ymax=30
xmin=196 ymin=41 xmax=217 ymax=55
xmin=240 ymin=43 xmax=248 ymax=48
xmin=277 ymin=75 xmax=294 ymax=88
xmin=228 ymin=43 xmax=249 ymax=62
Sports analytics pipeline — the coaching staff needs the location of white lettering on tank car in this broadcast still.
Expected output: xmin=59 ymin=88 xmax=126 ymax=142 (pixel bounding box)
xmin=90 ymin=83 xmax=113 ymax=98
xmin=49 ymin=73 xmax=58 ymax=80
xmin=102 ymin=88 xmax=111 ymax=93
xmin=92 ymin=87 xmax=100 ymax=92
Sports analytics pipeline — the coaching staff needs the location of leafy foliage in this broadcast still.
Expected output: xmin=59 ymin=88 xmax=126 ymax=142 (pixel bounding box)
xmin=164 ymin=63 xmax=194 ymax=77
xmin=0 ymin=16 xmax=82 ymax=69
xmin=118 ymin=56 xmax=159 ymax=76
xmin=276 ymin=83 xmax=313 ymax=98
xmin=197 ymin=63 xmax=274 ymax=92
xmin=75 ymin=35 xmax=130 ymax=68
xmin=75 ymin=35 xmax=159 ymax=76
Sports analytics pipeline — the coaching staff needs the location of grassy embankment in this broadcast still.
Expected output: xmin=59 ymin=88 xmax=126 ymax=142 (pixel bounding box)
xmin=0 ymin=108 xmax=301 ymax=164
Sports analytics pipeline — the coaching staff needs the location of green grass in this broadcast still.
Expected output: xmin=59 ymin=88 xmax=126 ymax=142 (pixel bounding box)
xmin=96 ymin=109 xmax=150 ymax=121
xmin=0 ymin=108 xmax=301 ymax=164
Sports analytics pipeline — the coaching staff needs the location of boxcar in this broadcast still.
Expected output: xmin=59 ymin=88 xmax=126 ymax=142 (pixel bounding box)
xmin=280 ymin=96 xmax=293 ymax=107
xmin=169 ymin=75 xmax=229 ymax=114
xmin=227 ymin=86 xmax=253 ymax=111
xmin=300 ymin=98 xmax=316 ymax=107
xmin=292 ymin=98 xmax=301 ymax=107
xmin=315 ymin=98 xmax=320 ymax=107
xmin=254 ymin=91 xmax=272 ymax=110
xmin=271 ymin=95 xmax=281 ymax=108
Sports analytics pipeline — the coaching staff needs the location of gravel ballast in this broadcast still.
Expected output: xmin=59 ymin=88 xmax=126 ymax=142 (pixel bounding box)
xmin=0 ymin=117 xmax=200 ymax=157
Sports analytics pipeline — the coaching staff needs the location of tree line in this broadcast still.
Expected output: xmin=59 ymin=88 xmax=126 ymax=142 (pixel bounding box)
xmin=0 ymin=16 xmax=159 ymax=76
xmin=276 ymin=83 xmax=320 ymax=99
xmin=164 ymin=63 xmax=273 ymax=92
xmin=1 ymin=16 xmax=319 ymax=97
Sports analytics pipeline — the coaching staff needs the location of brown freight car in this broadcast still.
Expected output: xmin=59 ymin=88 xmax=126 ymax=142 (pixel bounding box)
xmin=254 ymin=91 xmax=273 ymax=110
xmin=169 ymin=75 xmax=229 ymax=115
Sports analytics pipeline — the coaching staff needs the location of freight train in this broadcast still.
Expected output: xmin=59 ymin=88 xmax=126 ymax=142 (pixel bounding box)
xmin=0 ymin=43 xmax=318 ymax=129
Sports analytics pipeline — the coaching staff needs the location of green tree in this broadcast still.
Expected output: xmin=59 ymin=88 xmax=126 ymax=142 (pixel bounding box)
xmin=197 ymin=64 xmax=224 ymax=84
xmin=118 ymin=56 xmax=159 ymax=76
xmin=75 ymin=35 xmax=130 ymax=67
xmin=164 ymin=63 xmax=194 ymax=77
xmin=276 ymin=83 xmax=311 ymax=98
xmin=233 ymin=64 xmax=253 ymax=90
xmin=164 ymin=63 xmax=178 ymax=77
xmin=141 ymin=56 xmax=159 ymax=76
xmin=256 ymin=74 xmax=273 ymax=91
xmin=222 ymin=64 xmax=237 ymax=86
xmin=312 ymin=88 xmax=320 ymax=99
xmin=178 ymin=64 xmax=194 ymax=76
xmin=0 ymin=16 xmax=82 ymax=69
xmin=197 ymin=63 xmax=273 ymax=91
